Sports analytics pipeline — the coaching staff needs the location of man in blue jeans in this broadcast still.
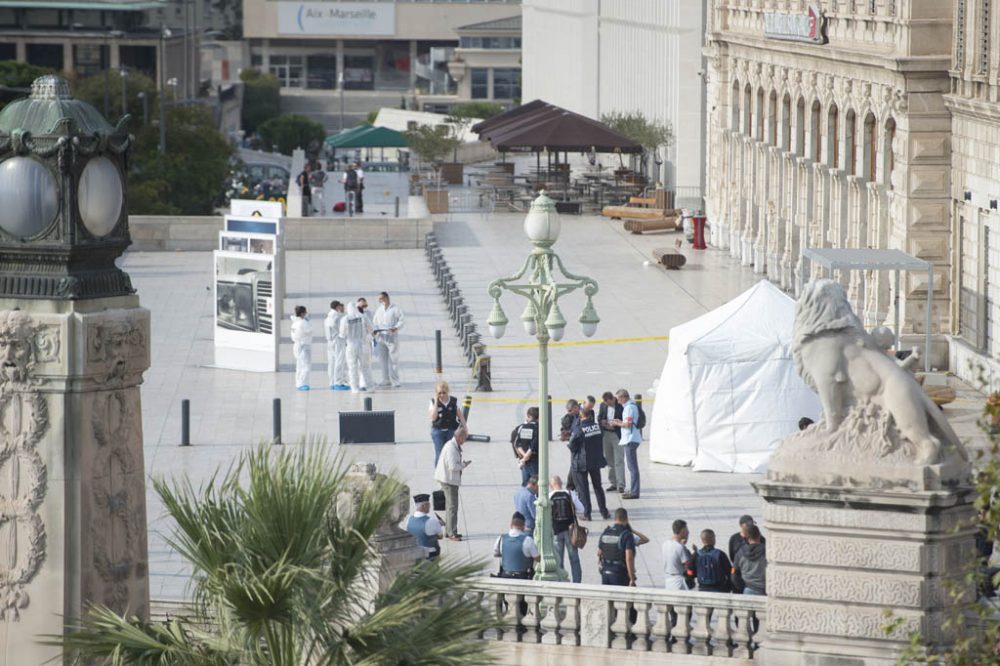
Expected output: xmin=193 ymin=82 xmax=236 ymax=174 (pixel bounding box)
xmin=612 ymin=389 xmax=641 ymax=499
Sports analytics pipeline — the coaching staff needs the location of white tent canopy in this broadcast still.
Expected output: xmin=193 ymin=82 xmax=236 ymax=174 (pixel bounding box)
xmin=649 ymin=280 xmax=821 ymax=473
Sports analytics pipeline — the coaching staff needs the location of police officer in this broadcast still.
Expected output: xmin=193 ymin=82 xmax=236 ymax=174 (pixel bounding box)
xmin=406 ymin=493 xmax=443 ymax=560
xmin=569 ymin=406 xmax=610 ymax=520
xmin=493 ymin=512 xmax=540 ymax=579
xmin=511 ymin=406 xmax=539 ymax=486
xmin=599 ymin=508 xmax=638 ymax=587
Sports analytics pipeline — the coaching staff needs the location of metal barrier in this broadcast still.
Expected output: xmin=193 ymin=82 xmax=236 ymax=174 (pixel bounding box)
xmin=425 ymin=231 xmax=492 ymax=391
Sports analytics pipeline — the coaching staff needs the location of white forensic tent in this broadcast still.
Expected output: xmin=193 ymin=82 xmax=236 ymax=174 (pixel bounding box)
xmin=649 ymin=280 xmax=821 ymax=473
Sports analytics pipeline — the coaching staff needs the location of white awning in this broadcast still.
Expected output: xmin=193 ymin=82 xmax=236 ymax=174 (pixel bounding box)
xmin=801 ymin=248 xmax=932 ymax=272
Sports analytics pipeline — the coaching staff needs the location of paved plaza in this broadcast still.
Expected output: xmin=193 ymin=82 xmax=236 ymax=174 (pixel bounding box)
xmin=131 ymin=210 xmax=988 ymax=599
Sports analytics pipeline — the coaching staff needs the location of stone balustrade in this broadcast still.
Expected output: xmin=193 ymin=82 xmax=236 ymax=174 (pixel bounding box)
xmin=466 ymin=577 xmax=765 ymax=661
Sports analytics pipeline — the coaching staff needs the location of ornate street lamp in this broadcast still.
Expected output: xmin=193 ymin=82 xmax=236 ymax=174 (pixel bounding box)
xmin=0 ymin=75 xmax=134 ymax=298
xmin=487 ymin=191 xmax=600 ymax=581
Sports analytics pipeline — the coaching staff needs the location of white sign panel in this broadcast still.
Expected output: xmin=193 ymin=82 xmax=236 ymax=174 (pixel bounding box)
xmin=230 ymin=199 xmax=284 ymax=218
xmin=277 ymin=2 xmax=395 ymax=36
xmin=763 ymin=3 xmax=826 ymax=44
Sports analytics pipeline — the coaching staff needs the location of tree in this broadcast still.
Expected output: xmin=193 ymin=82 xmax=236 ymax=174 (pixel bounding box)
xmin=405 ymin=124 xmax=461 ymax=185
xmin=73 ymin=70 xmax=158 ymax=125
xmin=600 ymin=110 xmax=674 ymax=152
xmin=59 ymin=444 xmax=495 ymax=665
xmin=128 ymin=105 xmax=234 ymax=215
xmin=258 ymin=113 xmax=326 ymax=156
xmin=881 ymin=391 xmax=1000 ymax=664
xmin=240 ymin=69 xmax=281 ymax=133
xmin=0 ymin=62 xmax=53 ymax=113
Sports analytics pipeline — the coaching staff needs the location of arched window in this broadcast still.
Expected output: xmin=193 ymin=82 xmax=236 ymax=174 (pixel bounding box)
xmin=863 ymin=112 xmax=877 ymax=182
xmin=845 ymin=109 xmax=857 ymax=175
xmin=756 ymin=88 xmax=765 ymax=140
xmin=795 ymin=97 xmax=806 ymax=156
xmin=768 ymin=90 xmax=778 ymax=145
xmin=781 ymin=93 xmax=792 ymax=152
xmin=731 ymin=80 xmax=741 ymax=131
xmin=827 ymin=104 xmax=840 ymax=168
xmin=744 ymin=84 xmax=753 ymax=135
xmin=883 ymin=117 xmax=897 ymax=189
xmin=811 ymin=100 xmax=821 ymax=161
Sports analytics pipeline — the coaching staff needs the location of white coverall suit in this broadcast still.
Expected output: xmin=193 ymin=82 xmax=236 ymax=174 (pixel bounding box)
xmin=324 ymin=308 xmax=347 ymax=388
xmin=290 ymin=314 xmax=313 ymax=389
xmin=372 ymin=302 xmax=404 ymax=386
xmin=340 ymin=303 xmax=374 ymax=393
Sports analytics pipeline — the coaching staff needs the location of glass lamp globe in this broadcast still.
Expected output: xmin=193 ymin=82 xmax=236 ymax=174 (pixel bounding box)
xmin=78 ymin=156 xmax=123 ymax=237
xmin=581 ymin=321 xmax=598 ymax=338
xmin=521 ymin=301 xmax=538 ymax=336
xmin=487 ymin=300 xmax=508 ymax=339
xmin=548 ymin=324 xmax=566 ymax=342
xmin=523 ymin=191 xmax=561 ymax=247
xmin=0 ymin=157 xmax=58 ymax=239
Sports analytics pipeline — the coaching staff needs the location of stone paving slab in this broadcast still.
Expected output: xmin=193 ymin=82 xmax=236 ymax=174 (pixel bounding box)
xmin=128 ymin=210 xmax=987 ymax=599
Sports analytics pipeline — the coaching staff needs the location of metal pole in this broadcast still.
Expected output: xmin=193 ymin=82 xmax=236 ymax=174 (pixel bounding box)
xmin=546 ymin=393 xmax=552 ymax=442
xmin=534 ymin=332 xmax=564 ymax=581
xmin=462 ymin=395 xmax=472 ymax=422
xmin=159 ymin=31 xmax=167 ymax=154
xmin=893 ymin=269 xmax=901 ymax=351
xmin=103 ymin=35 xmax=110 ymax=118
xmin=120 ymin=69 xmax=127 ymax=118
xmin=395 ymin=196 xmax=400 ymax=218
xmin=180 ymin=399 xmax=190 ymax=446
xmin=435 ymin=329 xmax=442 ymax=373
xmin=364 ymin=396 xmax=373 ymax=411
xmin=925 ymin=267 xmax=933 ymax=372
xmin=272 ymin=398 xmax=282 ymax=445
xmin=339 ymin=73 xmax=345 ymax=130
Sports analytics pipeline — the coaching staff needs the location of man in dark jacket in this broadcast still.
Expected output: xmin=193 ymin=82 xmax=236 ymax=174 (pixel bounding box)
xmin=568 ymin=407 xmax=610 ymax=520
xmin=560 ymin=399 xmax=580 ymax=491
xmin=695 ymin=529 xmax=732 ymax=592
xmin=598 ymin=391 xmax=624 ymax=493
xmin=729 ymin=514 xmax=766 ymax=562
xmin=733 ymin=525 xmax=766 ymax=595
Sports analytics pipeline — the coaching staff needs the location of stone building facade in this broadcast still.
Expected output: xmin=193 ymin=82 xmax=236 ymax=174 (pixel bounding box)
xmin=703 ymin=1 xmax=953 ymax=352
xmin=948 ymin=0 xmax=1000 ymax=385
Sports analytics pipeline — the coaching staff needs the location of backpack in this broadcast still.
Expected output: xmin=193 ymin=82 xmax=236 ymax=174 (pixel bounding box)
xmin=345 ymin=168 xmax=358 ymax=189
xmin=696 ymin=547 xmax=726 ymax=587
xmin=551 ymin=491 xmax=574 ymax=524
xmin=636 ymin=401 xmax=647 ymax=430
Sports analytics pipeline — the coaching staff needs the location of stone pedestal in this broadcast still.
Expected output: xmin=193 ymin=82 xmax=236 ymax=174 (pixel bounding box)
xmin=757 ymin=444 xmax=976 ymax=666
xmin=0 ymin=297 xmax=150 ymax=665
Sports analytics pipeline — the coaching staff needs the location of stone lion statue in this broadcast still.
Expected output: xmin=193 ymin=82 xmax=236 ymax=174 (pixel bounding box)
xmin=792 ymin=279 xmax=964 ymax=465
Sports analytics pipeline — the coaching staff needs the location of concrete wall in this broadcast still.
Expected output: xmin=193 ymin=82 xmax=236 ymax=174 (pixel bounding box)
xmin=129 ymin=197 xmax=432 ymax=251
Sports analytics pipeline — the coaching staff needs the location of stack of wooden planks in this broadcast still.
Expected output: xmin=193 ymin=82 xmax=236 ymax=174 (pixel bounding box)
xmin=652 ymin=247 xmax=687 ymax=269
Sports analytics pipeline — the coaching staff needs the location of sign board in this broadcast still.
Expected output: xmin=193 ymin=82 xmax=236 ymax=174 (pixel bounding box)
xmin=763 ymin=3 xmax=826 ymax=44
xmin=214 ymin=217 xmax=285 ymax=373
xmin=230 ymin=199 xmax=284 ymax=218
xmin=277 ymin=2 xmax=395 ymax=36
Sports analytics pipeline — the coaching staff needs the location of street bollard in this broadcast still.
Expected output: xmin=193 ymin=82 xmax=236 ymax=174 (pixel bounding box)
xmin=435 ymin=329 xmax=443 ymax=373
xmin=462 ymin=394 xmax=472 ymax=421
xmin=364 ymin=396 xmax=373 ymax=411
xmin=395 ymin=196 xmax=400 ymax=218
xmin=547 ymin=394 xmax=553 ymax=441
xmin=180 ymin=399 xmax=190 ymax=446
xmin=474 ymin=353 xmax=492 ymax=392
xmin=273 ymin=398 xmax=282 ymax=445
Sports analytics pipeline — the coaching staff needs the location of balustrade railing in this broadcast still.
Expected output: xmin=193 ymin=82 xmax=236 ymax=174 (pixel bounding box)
xmin=466 ymin=577 xmax=765 ymax=660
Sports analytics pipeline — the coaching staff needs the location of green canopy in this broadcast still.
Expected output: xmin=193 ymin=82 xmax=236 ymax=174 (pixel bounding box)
xmin=325 ymin=125 xmax=408 ymax=149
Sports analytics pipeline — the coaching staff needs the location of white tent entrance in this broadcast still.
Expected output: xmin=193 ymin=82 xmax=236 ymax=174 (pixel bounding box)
xmin=649 ymin=280 xmax=821 ymax=473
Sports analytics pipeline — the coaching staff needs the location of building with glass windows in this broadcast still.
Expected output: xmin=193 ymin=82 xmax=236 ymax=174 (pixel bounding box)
xmin=242 ymin=0 xmax=521 ymax=94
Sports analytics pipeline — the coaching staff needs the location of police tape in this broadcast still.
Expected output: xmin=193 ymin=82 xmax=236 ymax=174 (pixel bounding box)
xmin=490 ymin=335 xmax=669 ymax=350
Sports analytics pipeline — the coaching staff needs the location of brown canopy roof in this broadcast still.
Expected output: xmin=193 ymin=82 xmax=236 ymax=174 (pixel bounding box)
xmin=484 ymin=105 xmax=643 ymax=154
xmin=471 ymin=99 xmax=551 ymax=135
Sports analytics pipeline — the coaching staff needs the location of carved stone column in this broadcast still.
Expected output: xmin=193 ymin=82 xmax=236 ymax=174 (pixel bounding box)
xmin=0 ymin=299 xmax=150 ymax=665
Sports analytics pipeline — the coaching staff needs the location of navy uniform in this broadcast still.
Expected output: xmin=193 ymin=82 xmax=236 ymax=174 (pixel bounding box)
xmin=406 ymin=493 xmax=443 ymax=560
xmin=598 ymin=523 xmax=637 ymax=586
xmin=569 ymin=415 xmax=609 ymax=519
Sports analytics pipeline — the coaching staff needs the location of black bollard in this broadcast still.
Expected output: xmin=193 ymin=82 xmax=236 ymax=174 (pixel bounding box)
xmin=462 ymin=394 xmax=472 ymax=421
xmin=547 ymin=394 xmax=553 ymax=441
xmin=395 ymin=196 xmax=400 ymax=218
xmin=364 ymin=396 xmax=373 ymax=411
xmin=273 ymin=398 xmax=282 ymax=445
xmin=180 ymin=399 xmax=190 ymax=446
xmin=435 ymin=329 xmax=443 ymax=373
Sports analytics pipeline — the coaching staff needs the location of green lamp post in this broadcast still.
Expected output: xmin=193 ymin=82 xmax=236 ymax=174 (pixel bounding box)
xmin=487 ymin=191 xmax=600 ymax=581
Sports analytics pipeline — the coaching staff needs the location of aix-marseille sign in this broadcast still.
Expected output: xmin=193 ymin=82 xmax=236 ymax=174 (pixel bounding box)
xmin=763 ymin=3 xmax=827 ymax=44
xmin=277 ymin=2 xmax=395 ymax=36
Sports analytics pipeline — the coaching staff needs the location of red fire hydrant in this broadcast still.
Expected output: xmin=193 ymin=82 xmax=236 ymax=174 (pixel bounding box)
xmin=692 ymin=214 xmax=707 ymax=250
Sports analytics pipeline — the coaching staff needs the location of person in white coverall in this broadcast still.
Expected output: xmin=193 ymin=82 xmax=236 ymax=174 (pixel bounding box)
xmin=372 ymin=291 xmax=405 ymax=387
xmin=290 ymin=305 xmax=313 ymax=391
xmin=340 ymin=301 xmax=374 ymax=393
xmin=325 ymin=300 xmax=349 ymax=390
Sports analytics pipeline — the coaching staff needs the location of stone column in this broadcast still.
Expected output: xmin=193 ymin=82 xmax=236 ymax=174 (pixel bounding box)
xmin=757 ymin=370 xmax=975 ymax=665
xmin=0 ymin=298 xmax=150 ymax=665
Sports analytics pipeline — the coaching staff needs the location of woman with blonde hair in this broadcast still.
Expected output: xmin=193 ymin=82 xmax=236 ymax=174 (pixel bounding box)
xmin=428 ymin=380 xmax=466 ymax=467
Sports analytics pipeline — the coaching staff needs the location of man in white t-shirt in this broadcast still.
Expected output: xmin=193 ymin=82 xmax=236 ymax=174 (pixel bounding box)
xmin=663 ymin=518 xmax=693 ymax=591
